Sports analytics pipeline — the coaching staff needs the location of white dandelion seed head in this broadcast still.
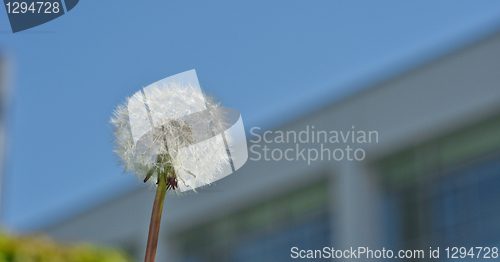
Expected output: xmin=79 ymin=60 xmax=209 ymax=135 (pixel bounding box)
xmin=110 ymin=70 xmax=234 ymax=192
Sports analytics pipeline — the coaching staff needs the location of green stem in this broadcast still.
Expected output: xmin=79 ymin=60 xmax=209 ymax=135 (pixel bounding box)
xmin=144 ymin=173 xmax=167 ymax=262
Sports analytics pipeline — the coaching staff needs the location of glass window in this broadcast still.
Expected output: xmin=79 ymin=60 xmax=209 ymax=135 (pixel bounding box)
xmin=175 ymin=180 xmax=331 ymax=262
xmin=377 ymin=114 xmax=500 ymax=259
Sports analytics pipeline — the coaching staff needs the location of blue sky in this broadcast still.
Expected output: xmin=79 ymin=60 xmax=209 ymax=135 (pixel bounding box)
xmin=1 ymin=0 xmax=500 ymax=231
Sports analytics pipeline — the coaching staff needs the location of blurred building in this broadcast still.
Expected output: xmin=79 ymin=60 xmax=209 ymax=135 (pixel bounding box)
xmin=0 ymin=54 xmax=6 ymax=217
xmin=46 ymin=32 xmax=500 ymax=261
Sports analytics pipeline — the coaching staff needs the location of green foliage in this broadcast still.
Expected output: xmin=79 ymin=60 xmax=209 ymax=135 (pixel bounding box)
xmin=0 ymin=231 xmax=135 ymax=262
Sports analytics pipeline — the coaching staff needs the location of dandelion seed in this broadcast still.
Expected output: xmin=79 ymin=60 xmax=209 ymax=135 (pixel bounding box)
xmin=111 ymin=70 xmax=232 ymax=192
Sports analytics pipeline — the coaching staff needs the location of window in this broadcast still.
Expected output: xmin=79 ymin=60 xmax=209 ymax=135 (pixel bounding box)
xmin=377 ymin=114 xmax=500 ymax=259
xmin=175 ymin=180 xmax=331 ymax=262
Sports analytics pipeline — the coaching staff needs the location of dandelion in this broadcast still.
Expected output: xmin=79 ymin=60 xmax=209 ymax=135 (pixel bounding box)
xmin=110 ymin=70 xmax=247 ymax=262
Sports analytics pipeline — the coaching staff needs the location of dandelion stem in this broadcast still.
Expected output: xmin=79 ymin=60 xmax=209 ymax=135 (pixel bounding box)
xmin=144 ymin=171 xmax=167 ymax=262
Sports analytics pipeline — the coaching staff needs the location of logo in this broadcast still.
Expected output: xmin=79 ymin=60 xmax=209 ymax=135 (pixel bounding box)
xmin=3 ymin=0 xmax=79 ymax=33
